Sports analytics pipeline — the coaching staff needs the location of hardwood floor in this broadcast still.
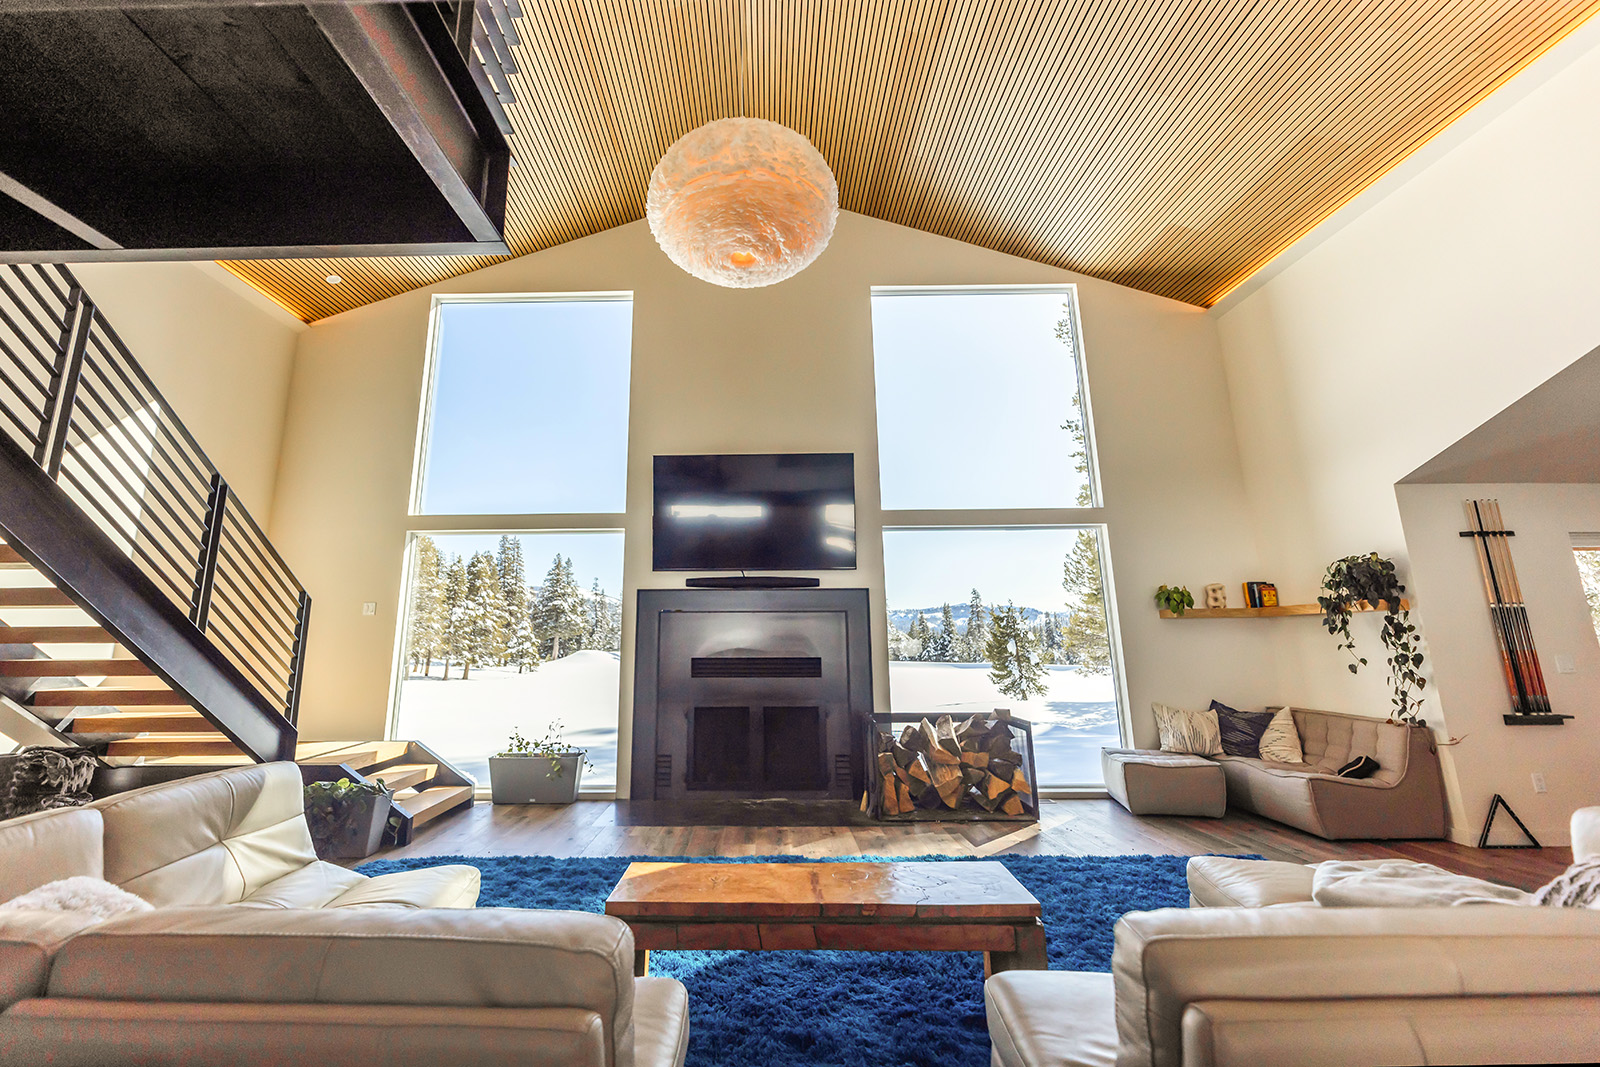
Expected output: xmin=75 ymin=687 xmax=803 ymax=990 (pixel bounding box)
xmin=374 ymin=798 xmax=1573 ymax=892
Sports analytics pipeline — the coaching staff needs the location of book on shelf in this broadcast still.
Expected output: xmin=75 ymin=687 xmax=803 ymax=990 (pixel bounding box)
xmin=1241 ymin=581 xmax=1279 ymax=609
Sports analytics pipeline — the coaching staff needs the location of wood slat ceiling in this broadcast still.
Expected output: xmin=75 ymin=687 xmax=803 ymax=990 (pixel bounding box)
xmin=221 ymin=0 xmax=1600 ymax=321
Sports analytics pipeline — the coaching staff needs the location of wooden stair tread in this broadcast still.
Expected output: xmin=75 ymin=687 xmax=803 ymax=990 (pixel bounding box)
xmin=364 ymin=762 xmax=435 ymax=792
xmin=0 ymin=626 xmax=113 ymax=644
xmin=0 ymin=588 xmax=76 ymax=607
xmin=69 ymin=710 xmax=211 ymax=734
xmin=297 ymin=741 xmax=411 ymax=769
xmin=392 ymin=785 xmax=472 ymax=827
xmin=0 ymin=546 xmax=30 ymax=566
xmin=106 ymin=736 xmax=244 ymax=757
xmin=0 ymin=659 xmax=154 ymax=676
xmin=31 ymin=688 xmax=179 ymax=707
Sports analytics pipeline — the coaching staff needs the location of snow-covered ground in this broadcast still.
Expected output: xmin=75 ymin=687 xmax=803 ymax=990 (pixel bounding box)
xmin=395 ymin=650 xmax=621 ymax=788
xmin=394 ymin=653 xmax=1122 ymax=791
xmin=888 ymin=662 xmax=1120 ymax=786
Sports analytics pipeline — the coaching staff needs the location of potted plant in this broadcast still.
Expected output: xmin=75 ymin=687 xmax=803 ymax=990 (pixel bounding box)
xmin=1154 ymin=584 xmax=1195 ymax=616
xmin=1317 ymin=552 xmax=1427 ymax=724
xmin=303 ymin=776 xmax=393 ymax=859
xmin=489 ymin=721 xmax=593 ymax=804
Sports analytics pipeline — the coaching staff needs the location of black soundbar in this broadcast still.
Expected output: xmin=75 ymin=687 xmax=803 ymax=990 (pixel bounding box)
xmin=684 ymin=576 xmax=822 ymax=589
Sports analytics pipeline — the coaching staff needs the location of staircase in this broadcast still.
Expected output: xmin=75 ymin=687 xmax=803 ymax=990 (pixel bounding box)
xmin=0 ymin=263 xmax=471 ymax=843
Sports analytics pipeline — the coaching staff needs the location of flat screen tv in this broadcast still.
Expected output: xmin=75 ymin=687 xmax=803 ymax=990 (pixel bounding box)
xmin=653 ymin=453 xmax=856 ymax=571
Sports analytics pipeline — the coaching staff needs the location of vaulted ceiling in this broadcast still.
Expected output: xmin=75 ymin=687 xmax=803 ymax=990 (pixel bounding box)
xmin=222 ymin=0 xmax=1600 ymax=322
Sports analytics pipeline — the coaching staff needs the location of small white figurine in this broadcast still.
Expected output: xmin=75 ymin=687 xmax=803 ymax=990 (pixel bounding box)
xmin=1202 ymin=583 xmax=1227 ymax=609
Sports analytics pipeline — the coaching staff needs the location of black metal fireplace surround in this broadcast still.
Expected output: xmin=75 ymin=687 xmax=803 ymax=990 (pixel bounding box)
xmin=630 ymin=588 xmax=873 ymax=813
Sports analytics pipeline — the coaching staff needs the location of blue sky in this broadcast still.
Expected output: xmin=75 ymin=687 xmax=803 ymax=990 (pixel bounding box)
xmin=882 ymin=527 xmax=1089 ymax=613
xmin=871 ymin=289 xmax=1089 ymax=510
xmin=415 ymin=531 xmax=625 ymax=596
xmin=419 ymin=298 xmax=632 ymax=515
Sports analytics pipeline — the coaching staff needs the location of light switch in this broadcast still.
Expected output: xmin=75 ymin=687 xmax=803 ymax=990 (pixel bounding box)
xmin=361 ymin=602 xmax=377 ymax=616
xmin=1555 ymin=653 xmax=1577 ymax=674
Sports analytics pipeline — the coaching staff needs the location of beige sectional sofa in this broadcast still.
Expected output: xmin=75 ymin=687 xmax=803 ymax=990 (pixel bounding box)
xmin=986 ymin=809 xmax=1600 ymax=1066
xmin=1214 ymin=708 xmax=1446 ymax=839
xmin=0 ymin=763 xmax=690 ymax=1066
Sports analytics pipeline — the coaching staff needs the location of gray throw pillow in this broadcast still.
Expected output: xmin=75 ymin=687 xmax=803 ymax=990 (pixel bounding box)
xmin=1210 ymin=700 xmax=1274 ymax=757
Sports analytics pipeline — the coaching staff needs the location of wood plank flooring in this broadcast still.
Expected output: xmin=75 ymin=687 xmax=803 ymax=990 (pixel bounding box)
xmin=373 ymin=799 xmax=1573 ymax=892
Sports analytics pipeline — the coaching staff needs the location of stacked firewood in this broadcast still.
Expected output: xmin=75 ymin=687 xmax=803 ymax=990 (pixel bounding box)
xmin=867 ymin=712 xmax=1033 ymax=817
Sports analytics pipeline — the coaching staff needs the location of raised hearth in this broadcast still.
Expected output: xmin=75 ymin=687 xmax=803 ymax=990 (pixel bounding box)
xmin=631 ymin=588 xmax=872 ymax=805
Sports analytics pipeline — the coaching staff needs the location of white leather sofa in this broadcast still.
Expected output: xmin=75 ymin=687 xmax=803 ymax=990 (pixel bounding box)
xmin=0 ymin=763 xmax=691 ymax=1066
xmin=985 ymin=809 xmax=1600 ymax=1066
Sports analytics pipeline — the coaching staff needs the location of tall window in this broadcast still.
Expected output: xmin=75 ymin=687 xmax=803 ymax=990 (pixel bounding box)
xmin=873 ymin=287 xmax=1124 ymax=788
xmin=395 ymin=295 xmax=633 ymax=792
xmin=1573 ymin=539 xmax=1600 ymax=646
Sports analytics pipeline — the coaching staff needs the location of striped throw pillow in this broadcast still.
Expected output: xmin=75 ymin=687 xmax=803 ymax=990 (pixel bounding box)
xmin=1152 ymin=703 xmax=1222 ymax=756
xmin=1258 ymin=707 xmax=1305 ymax=764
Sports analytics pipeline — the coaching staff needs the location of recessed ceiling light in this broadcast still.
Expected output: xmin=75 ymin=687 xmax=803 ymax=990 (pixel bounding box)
xmin=325 ymin=274 xmax=342 ymax=285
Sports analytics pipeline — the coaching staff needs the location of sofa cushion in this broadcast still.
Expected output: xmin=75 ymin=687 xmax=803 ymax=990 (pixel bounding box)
xmin=0 ymin=806 xmax=103 ymax=901
xmin=633 ymin=976 xmax=691 ymax=1067
xmin=239 ymin=861 xmax=366 ymax=909
xmin=0 ymin=910 xmax=103 ymax=1010
xmin=1186 ymin=857 xmax=1314 ymax=908
xmin=93 ymin=763 xmax=319 ymax=907
xmin=1102 ymin=750 xmax=1225 ymax=818
xmin=325 ymin=865 xmax=481 ymax=910
xmin=1257 ymin=708 xmax=1304 ymax=764
xmin=986 ymin=969 xmax=1116 ymax=1067
xmin=1151 ymin=704 xmax=1222 ymax=757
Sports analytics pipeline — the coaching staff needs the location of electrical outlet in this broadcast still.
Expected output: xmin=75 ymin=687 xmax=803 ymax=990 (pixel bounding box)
xmin=361 ymin=602 xmax=377 ymax=616
xmin=1556 ymin=653 xmax=1577 ymax=674
xmin=1531 ymin=772 xmax=1547 ymax=794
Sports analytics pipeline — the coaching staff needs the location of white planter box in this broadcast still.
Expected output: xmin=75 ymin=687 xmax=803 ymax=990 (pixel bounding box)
xmin=488 ymin=753 xmax=585 ymax=804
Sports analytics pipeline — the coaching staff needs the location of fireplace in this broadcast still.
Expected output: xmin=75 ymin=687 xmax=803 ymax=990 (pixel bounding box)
xmin=631 ymin=589 xmax=872 ymax=804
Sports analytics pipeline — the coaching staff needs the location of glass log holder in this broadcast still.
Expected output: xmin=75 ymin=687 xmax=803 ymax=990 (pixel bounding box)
xmin=864 ymin=711 xmax=1039 ymax=823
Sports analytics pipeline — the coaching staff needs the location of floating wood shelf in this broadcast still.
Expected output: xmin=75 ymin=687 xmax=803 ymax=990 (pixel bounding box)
xmin=1158 ymin=599 xmax=1409 ymax=619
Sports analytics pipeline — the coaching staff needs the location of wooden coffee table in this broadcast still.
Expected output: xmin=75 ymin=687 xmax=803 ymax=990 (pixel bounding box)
xmin=604 ymin=860 xmax=1046 ymax=977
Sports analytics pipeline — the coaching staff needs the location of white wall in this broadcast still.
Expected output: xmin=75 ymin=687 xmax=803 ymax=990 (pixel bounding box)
xmin=67 ymin=262 xmax=303 ymax=519
xmin=1212 ymin=25 xmax=1600 ymax=767
xmin=1397 ymin=483 xmax=1600 ymax=845
xmin=270 ymin=211 xmax=1278 ymax=787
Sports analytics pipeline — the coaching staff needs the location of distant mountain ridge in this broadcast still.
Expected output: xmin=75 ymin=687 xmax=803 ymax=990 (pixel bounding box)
xmin=888 ymin=603 xmax=1055 ymax=633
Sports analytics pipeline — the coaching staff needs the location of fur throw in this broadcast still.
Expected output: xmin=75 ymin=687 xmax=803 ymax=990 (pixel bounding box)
xmin=0 ymin=877 xmax=153 ymax=921
xmin=1532 ymin=858 xmax=1600 ymax=908
xmin=2 ymin=746 xmax=96 ymax=819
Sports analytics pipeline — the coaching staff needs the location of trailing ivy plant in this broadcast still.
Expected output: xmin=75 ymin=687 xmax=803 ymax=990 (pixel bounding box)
xmin=1153 ymin=584 xmax=1194 ymax=616
xmin=303 ymin=776 xmax=392 ymax=848
xmin=1317 ymin=553 xmax=1426 ymax=724
xmin=497 ymin=721 xmax=595 ymax=780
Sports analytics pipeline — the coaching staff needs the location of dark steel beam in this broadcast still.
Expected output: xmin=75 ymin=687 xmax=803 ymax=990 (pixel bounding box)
xmin=0 ymin=240 xmax=510 ymax=264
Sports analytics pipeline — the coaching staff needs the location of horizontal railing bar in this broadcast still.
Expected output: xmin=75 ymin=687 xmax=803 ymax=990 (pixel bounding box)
xmin=212 ymin=560 xmax=300 ymax=647
xmin=0 ymin=371 xmax=46 ymax=423
xmin=206 ymin=607 xmax=293 ymax=694
xmin=221 ymin=507 xmax=301 ymax=601
xmin=131 ymin=546 xmax=201 ymax=614
xmin=208 ymin=577 xmax=296 ymax=659
xmin=215 ymin=534 xmax=299 ymax=620
xmin=27 ymin=264 xmax=71 ymax=307
xmin=0 ymin=306 xmax=59 ymax=373
xmin=0 ymin=402 xmax=43 ymax=447
xmin=72 ymin=378 xmax=208 ymax=533
xmin=63 ymin=420 xmax=204 ymax=560
xmin=57 ymin=459 xmax=200 ymax=600
xmin=0 ymin=336 xmax=54 ymax=399
xmin=78 ymin=356 xmax=213 ymax=500
xmin=85 ymin=313 xmax=218 ymax=483
xmin=0 ymin=276 xmax=66 ymax=352
xmin=4 ymin=268 xmax=69 ymax=336
xmin=207 ymin=617 xmax=293 ymax=694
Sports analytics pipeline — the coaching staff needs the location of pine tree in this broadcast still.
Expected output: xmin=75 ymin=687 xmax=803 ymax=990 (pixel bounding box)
xmin=464 ymin=551 xmax=506 ymax=671
xmin=504 ymin=599 xmax=541 ymax=673
xmin=494 ymin=535 xmax=529 ymax=666
xmin=963 ymin=589 xmax=987 ymax=662
xmin=928 ymin=602 xmax=958 ymax=662
xmin=910 ymin=612 xmax=935 ymax=661
xmin=585 ymin=580 xmax=622 ymax=652
xmin=985 ymin=601 xmax=1048 ymax=700
xmin=1061 ymin=531 xmax=1111 ymax=675
xmin=440 ymin=554 xmax=469 ymax=679
xmin=534 ymin=554 xmax=587 ymax=660
xmin=406 ymin=535 xmax=445 ymax=676
xmin=888 ymin=621 xmax=913 ymax=661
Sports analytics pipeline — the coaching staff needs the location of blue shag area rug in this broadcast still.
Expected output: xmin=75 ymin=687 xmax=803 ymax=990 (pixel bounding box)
xmin=357 ymin=853 xmax=1207 ymax=1067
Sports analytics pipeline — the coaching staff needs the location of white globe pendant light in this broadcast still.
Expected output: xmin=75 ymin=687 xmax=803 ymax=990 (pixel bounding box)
xmin=646 ymin=118 xmax=839 ymax=288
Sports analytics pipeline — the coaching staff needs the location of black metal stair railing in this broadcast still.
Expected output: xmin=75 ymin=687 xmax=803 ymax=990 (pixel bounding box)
xmin=0 ymin=262 xmax=311 ymax=731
